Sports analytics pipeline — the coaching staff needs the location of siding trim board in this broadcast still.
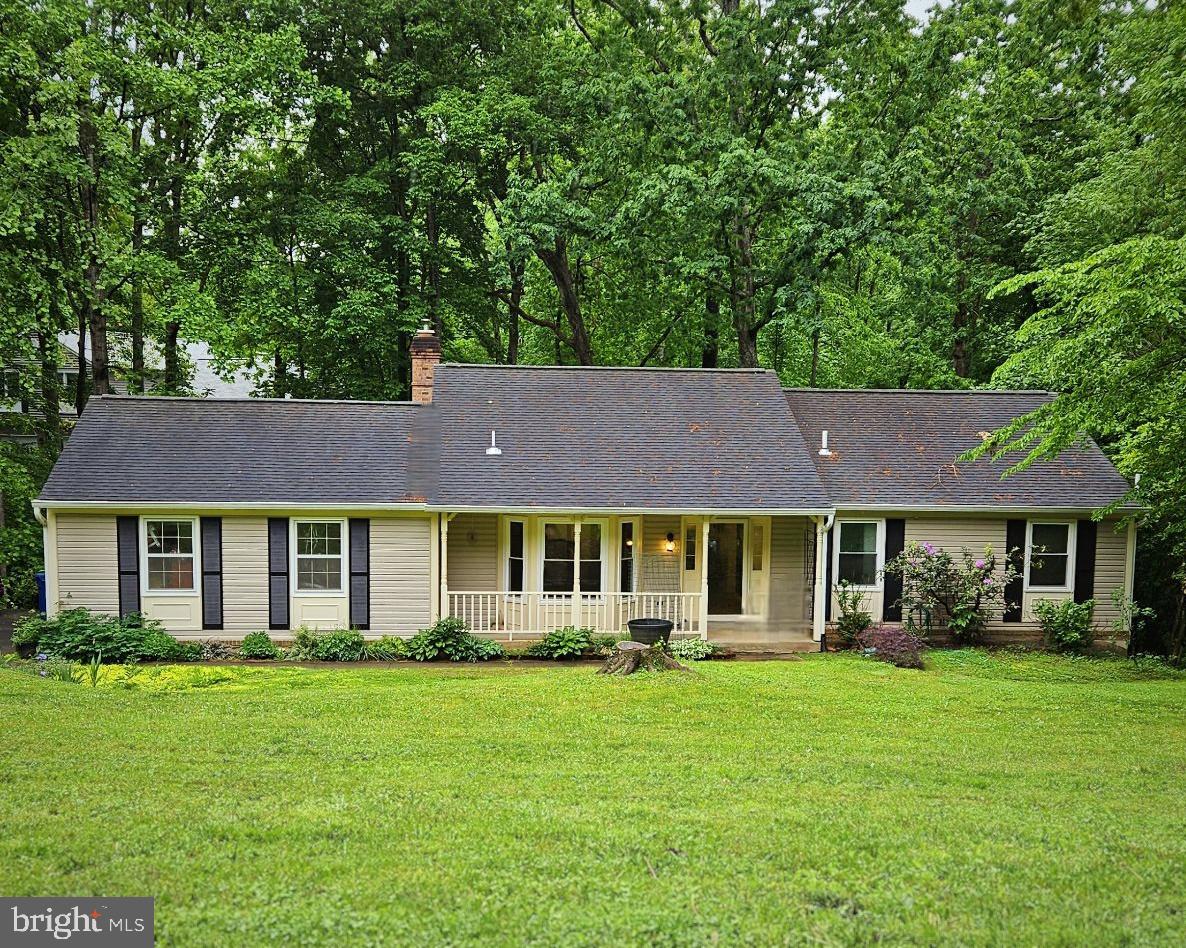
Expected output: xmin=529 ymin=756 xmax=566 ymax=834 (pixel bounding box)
xmin=116 ymin=515 xmax=140 ymax=618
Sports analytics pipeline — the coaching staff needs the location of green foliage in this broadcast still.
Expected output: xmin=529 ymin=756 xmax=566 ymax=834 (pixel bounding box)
xmin=666 ymin=638 xmax=723 ymax=662
xmin=1034 ymin=599 xmax=1097 ymax=654
xmin=832 ymin=581 xmax=873 ymax=648
xmin=287 ymin=627 xmax=367 ymax=662
xmin=0 ymin=444 xmax=52 ymax=609
xmin=17 ymin=608 xmax=196 ymax=662
xmin=199 ymin=640 xmax=234 ymax=661
xmin=361 ymin=636 xmax=407 ymax=661
xmin=406 ymin=618 xmax=502 ymax=663
xmin=588 ymin=634 xmax=623 ymax=657
xmin=239 ymin=632 xmax=282 ymax=661
xmin=526 ymin=627 xmax=593 ymax=660
xmin=884 ymin=542 xmax=1019 ymax=644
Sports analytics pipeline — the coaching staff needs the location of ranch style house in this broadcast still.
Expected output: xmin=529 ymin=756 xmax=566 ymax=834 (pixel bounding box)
xmin=32 ymin=327 xmax=1137 ymax=651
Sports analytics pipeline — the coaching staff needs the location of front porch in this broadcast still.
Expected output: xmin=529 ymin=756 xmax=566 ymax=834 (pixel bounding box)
xmin=437 ymin=511 xmax=826 ymax=646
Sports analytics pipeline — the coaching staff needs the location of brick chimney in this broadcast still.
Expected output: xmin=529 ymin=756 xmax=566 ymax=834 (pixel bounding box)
xmin=409 ymin=322 xmax=441 ymax=403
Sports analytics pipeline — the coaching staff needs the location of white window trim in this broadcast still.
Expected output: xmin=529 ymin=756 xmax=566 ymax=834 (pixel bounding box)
xmin=707 ymin=518 xmax=750 ymax=619
xmin=291 ymin=517 xmax=349 ymax=596
xmin=1024 ymin=520 xmax=1077 ymax=593
xmin=503 ymin=517 xmax=527 ymax=595
xmin=539 ymin=518 xmax=608 ymax=597
xmin=140 ymin=516 xmax=201 ymax=597
xmin=832 ymin=519 xmax=885 ymax=591
xmin=619 ymin=517 xmax=640 ymax=593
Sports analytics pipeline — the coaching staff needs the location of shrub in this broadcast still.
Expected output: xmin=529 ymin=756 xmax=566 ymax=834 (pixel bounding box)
xmin=361 ymin=635 xmax=407 ymax=661
xmin=199 ymin=639 xmax=234 ymax=661
xmin=883 ymin=542 xmax=1021 ymax=644
xmin=833 ymin=581 xmax=873 ymax=647
xmin=1034 ymin=599 xmax=1096 ymax=653
xmin=857 ymin=625 xmax=925 ymax=669
xmin=311 ymin=628 xmax=366 ymax=662
xmin=667 ymin=638 xmax=722 ymax=661
xmin=18 ymin=608 xmax=197 ymax=662
xmin=526 ymin=626 xmax=594 ymax=659
xmin=406 ymin=617 xmax=502 ymax=662
xmin=239 ymin=631 xmax=281 ymax=660
xmin=11 ymin=614 xmax=45 ymax=650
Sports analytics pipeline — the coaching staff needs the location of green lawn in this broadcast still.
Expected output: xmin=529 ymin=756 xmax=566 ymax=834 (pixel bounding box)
xmin=3 ymin=652 xmax=1185 ymax=946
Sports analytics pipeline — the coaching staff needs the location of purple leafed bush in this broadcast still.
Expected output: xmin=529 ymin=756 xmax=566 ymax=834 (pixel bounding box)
xmin=856 ymin=624 xmax=925 ymax=670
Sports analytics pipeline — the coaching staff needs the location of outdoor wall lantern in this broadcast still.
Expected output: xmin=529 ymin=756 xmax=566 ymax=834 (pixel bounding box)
xmin=665 ymin=532 xmax=676 ymax=553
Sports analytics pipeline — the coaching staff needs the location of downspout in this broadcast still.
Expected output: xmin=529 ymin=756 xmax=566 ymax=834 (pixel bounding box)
xmin=813 ymin=513 xmax=835 ymax=646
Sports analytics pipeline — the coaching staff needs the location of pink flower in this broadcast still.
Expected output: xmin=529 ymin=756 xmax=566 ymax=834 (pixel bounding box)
xmin=983 ymin=578 xmax=993 ymax=586
xmin=923 ymin=542 xmax=936 ymax=555
xmin=974 ymin=559 xmax=985 ymax=570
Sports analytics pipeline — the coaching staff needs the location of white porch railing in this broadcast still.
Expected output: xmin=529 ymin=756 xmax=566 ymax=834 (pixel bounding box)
xmin=447 ymin=592 xmax=703 ymax=640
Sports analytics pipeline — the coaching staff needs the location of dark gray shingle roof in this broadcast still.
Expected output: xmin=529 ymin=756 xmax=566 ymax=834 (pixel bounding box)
xmin=785 ymin=389 xmax=1133 ymax=508
xmin=433 ymin=365 xmax=830 ymax=510
xmin=38 ymin=396 xmax=433 ymax=505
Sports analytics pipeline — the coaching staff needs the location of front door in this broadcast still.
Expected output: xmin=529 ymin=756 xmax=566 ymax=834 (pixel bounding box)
xmin=708 ymin=522 xmax=745 ymax=615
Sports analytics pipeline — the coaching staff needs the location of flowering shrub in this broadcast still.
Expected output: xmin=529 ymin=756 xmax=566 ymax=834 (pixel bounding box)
xmin=883 ymin=541 xmax=1021 ymax=644
xmin=856 ymin=624 xmax=924 ymax=669
xmin=1033 ymin=599 xmax=1096 ymax=653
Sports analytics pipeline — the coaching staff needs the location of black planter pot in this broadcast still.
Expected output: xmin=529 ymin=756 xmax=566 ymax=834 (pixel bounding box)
xmin=626 ymin=618 xmax=674 ymax=646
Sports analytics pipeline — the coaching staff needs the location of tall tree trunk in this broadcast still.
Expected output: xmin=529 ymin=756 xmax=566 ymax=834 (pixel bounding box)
xmin=537 ymin=237 xmax=594 ymax=365
xmin=162 ymin=176 xmax=183 ymax=391
xmin=507 ymin=257 xmax=523 ymax=365
xmin=953 ymin=272 xmax=973 ymax=379
xmin=163 ymin=322 xmax=181 ymax=389
xmin=79 ymin=103 xmax=109 ymax=396
xmin=36 ymin=325 xmax=61 ymax=452
xmin=426 ymin=202 xmax=442 ymax=336
xmin=701 ymin=292 xmax=720 ymax=368
xmin=732 ymin=211 xmax=759 ymax=368
xmin=273 ymin=349 xmax=286 ymax=398
xmin=130 ymin=119 xmax=146 ymax=393
xmin=74 ymin=309 xmax=88 ymax=415
xmin=809 ymin=328 xmax=821 ymax=387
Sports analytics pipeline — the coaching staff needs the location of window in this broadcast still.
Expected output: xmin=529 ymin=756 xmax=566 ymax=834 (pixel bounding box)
xmin=752 ymin=523 xmax=765 ymax=571
xmin=836 ymin=521 xmax=880 ymax=587
xmin=58 ymin=370 xmax=79 ymax=406
xmin=684 ymin=526 xmax=696 ymax=571
xmin=1027 ymin=522 xmax=1073 ymax=589
xmin=144 ymin=519 xmax=196 ymax=591
xmin=507 ymin=520 xmax=525 ymax=592
xmin=620 ymin=521 xmax=636 ymax=593
xmin=295 ymin=520 xmax=344 ymax=592
xmin=0 ymin=369 xmax=20 ymax=401
xmin=542 ymin=521 xmax=604 ymax=594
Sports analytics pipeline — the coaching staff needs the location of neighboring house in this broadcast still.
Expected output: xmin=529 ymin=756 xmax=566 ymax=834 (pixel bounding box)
xmin=1 ymin=335 xmax=252 ymax=444
xmin=31 ymin=328 xmax=1137 ymax=650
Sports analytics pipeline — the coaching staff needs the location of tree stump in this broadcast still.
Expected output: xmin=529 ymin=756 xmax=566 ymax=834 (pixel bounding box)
xmin=597 ymin=641 xmax=690 ymax=676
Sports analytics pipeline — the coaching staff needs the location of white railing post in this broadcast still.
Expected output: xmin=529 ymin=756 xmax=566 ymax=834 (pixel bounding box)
xmin=571 ymin=521 xmax=582 ymax=628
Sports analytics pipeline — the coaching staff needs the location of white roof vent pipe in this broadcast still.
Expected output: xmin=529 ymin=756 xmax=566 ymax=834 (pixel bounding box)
xmin=485 ymin=430 xmax=502 ymax=456
xmin=818 ymin=430 xmax=833 ymax=457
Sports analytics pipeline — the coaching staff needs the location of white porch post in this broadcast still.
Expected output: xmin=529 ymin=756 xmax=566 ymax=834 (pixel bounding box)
xmin=699 ymin=519 xmax=710 ymax=640
xmin=572 ymin=520 xmax=582 ymax=627
xmin=429 ymin=512 xmax=440 ymax=622
xmin=440 ymin=513 xmax=451 ymax=621
xmin=812 ymin=515 xmax=829 ymax=642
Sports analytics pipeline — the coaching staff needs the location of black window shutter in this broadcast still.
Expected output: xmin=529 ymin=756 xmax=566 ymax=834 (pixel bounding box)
xmin=268 ymin=517 xmax=289 ymax=630
xmin=1004 ymin=519 xmax=1026 ymax=622
xmin=824 ymin=524 xmax=835 ymax=621
xmin=349 ymin=518 xmax=370 ymax=630
xmin=882 ymin=518 xmax=906 ymax=621
xmin=201 ymin=517 xmax=223 ymax=630
xmin=1074 ymin=520 xmax=1097 ymax=604
xmin=116 ymin=516 xmax=140 ymax=618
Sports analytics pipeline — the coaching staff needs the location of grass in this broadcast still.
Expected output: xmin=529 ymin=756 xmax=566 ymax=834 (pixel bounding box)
xmin=2 ymin=651 xmax=1185 ymax=946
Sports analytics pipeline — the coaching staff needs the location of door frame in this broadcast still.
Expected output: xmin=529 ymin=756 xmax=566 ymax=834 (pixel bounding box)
xmin=706 ymin=518 xmax=749 ymax=619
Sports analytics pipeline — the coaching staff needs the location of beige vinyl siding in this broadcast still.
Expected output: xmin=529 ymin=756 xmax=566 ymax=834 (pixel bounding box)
xmin=769 ymin=516 xmax=811 ymax=630
xmin=1092 ymin=519 xmax=1128 ymax=630
xmin=641 ymin=515 xmax=682 ymax=592
xmin=221 ymin=516 xmax=270 ymax=636
xmin=447 ymin=513 xmax=499 ymax=591
xmin=54 ymin=514 xmax=119 ymax=614
xmin=370 ymin=517 xmax=432 ymax=634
